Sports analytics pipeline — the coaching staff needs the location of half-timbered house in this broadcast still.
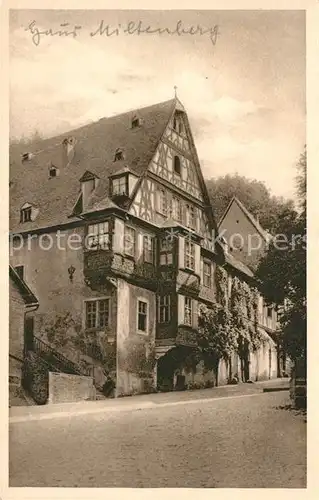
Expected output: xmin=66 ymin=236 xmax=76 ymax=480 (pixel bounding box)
xmin=9 ymin=97 xmax=279 ymax=396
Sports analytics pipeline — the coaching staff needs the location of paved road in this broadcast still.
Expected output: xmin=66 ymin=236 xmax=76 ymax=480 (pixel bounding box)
xmin=9 ymin=391 xmax=306 ymax=488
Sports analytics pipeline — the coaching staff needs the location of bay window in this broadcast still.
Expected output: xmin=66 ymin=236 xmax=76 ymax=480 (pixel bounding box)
xmin=87 ymin=222 xmax=110 ymax=250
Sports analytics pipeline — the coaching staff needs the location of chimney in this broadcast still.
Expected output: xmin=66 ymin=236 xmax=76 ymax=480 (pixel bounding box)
xmin=62 ymin=136 xmax=77 ymax=166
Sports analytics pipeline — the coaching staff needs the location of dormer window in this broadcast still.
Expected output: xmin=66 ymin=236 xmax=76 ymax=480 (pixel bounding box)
xmin=131 ymin=116 xmax=140 ymax=129
xmin=20 ymin=205 xmax=32 ymax=223
xmin=21 ymin=152 xmax=33 ymax=162
xmin=49 ymin=164 xmax=59 ymax=178
xmin=112 ymin=175 xmax=127 ymax=196
xmin=173 ymin=155 xmax=181 ymax=175
xmin=114 ymin=148 xmax=124 ymax=162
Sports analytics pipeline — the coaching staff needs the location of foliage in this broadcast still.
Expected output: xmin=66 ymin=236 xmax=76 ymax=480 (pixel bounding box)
xmin=120 ymin=338 xmax=156 ymax=378
xmin=256 ymin=149 xmax=306 ymax=360
xmin=198 ymin=268 xmax=262 ymax=367
xmin=22 ymin=351 xmax=49 ymax=405
xmin=206 ymin=173 xmax=295 ymax=232
xmin=45 ymin=312 xmax=76 ymax=347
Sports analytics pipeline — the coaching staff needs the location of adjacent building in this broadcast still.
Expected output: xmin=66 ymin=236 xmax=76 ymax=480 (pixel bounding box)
xmin=9 ymin=98 xmax=279 ymax=396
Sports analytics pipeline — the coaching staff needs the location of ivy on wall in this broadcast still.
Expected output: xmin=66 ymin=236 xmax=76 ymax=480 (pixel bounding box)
xmin=197 ymin=265 xmax=263 ymax=369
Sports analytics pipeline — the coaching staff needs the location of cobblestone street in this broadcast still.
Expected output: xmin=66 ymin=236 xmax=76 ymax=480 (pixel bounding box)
xmin=9 ymin=390 xmax=306 ymax=488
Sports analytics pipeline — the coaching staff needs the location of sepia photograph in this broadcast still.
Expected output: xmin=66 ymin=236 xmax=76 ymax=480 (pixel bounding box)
xmin=8 ymin=8 xmax=306 ymax=488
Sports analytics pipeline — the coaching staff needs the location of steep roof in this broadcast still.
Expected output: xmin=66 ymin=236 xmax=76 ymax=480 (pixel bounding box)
xmin=9 ymin=266 xmax=39 ymax=306
xmin=218 ymin=196 xmax=271 ymax=242
xmin=9 ymin=99 xmax=176 ymax=233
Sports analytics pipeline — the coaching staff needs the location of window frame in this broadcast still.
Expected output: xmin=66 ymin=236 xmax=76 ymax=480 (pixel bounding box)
xmin=156 ymin=188 xmax=168 ymax=216
xmin=171 ymin=196 xmax=182 ymax=223
xmin=124 ymin=225 xmax=136 ymax=258
xmin=184 ymin=296 xmax=193 ymax=326
xmin=158 ymin=295 xmax=171 ymax=323
xmin=137 ymin=298 xmax=149 ymax=334
xmin=20 ymin=206 xmax=32 ymax=223
xmin=87 ymin=221 xmax=111 ymax=251
xmin=143 ymin=234 xmax=155 ymax=264
xmin=84 ymin=297 xmax=111 ymax=330
xmin=185 ymin=240 xmax=195 ymax=271
xmin=203 ymin=260 xmax=212 ymax=288
xmin=112 ymin=175 xmax=128 ymax=196
xmin=186 ymin=204 xmax=196 ymax=231
xmin=159 ymin=237 xmax=173 ymax=266
xmin=173 ymin=155 xmax=181 ymax=176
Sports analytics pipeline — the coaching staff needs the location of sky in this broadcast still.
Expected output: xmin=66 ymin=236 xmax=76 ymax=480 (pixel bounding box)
xmin=9 ymin=9 xmax=306 ymax=200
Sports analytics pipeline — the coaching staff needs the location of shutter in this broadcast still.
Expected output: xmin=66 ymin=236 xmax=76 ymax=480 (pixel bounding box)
xmin=192 ymin=299 xmax=198 ymax=328
xmin=194 ymin=244 xmax=201 ymax=275
xmin=179 ymin=236 xmax=185 ymax=269
xmin=177 ymin=294 xmax=184 ymax=325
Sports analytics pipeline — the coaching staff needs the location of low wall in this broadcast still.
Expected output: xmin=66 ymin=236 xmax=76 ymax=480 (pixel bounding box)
xmin=48 ymin=372 xmax=96 ymax=404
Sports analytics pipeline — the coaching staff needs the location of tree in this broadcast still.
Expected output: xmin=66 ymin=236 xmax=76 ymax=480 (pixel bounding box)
xmin=206 ymin=173 xmax=295 ymax=232
xmin=256 ymin=148 xmax=306 ymax=360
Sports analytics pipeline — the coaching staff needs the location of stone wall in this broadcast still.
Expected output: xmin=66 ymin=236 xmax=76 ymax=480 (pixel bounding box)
xmin=48 ymin=372 xmax=96 ymax=404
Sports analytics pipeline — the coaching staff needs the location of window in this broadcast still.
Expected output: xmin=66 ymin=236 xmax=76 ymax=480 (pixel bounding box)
xmin=184 ymin=297 xmax=192 ymax=326
xmin=186 ymin=204 xmax=196 ymax=230
xmin=185 ymin=240 xmax=195 ymax=270
xmin=124 ymin=226 xmax=136 ymax=257
xmin=112 ymin=176 xmax=127 ymax=196
xmin=171 ymin=196 xmax=182 ymax=223
xmin=137 ymin=300 xmax=148 ymax=333
xmin=157 ymin=188 xmax=168 ymax=216
xmin=14 ymin=265 xmax=24 ymax=280
xmin=49 ymin=165 xmax=59 ymax=178
xmin=173 ymin=156 xmax=181 ymax=175
xmin=159 ymin=238 xmax=173 ymax=265
xmin=20 ymin=206 xmax=32 ymax=223
xmin=87 ymin=222 xmax=110 ymax=250
xmin=173 ymin=117 xmax=177 ymax=130
xmin=203 ymin=261 xmax=211 ymax=288
xmin=178 ymin=121 xmax=184 ymax=135
xmin=114 ymin=148 xmax=124 ymax=162
xmin=158 ymin=295 xmax=171 ymax=323
xmin=267 ymin=306 xmax=273 ymax=319
xmin=143 ymin=235 xmax=155 ymax=264
xmin=85 ymin=299 xmax=110 ymax=329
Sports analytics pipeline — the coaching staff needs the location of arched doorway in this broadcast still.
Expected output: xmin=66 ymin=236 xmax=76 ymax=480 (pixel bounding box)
xmin=156 ymin=346 xmax=200 ymax=392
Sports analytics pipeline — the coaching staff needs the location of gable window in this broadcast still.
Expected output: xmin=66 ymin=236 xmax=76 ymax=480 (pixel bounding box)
xmin=185 ymin=240 xmax=195 ymax=270
xmin=171 ymin=196 xmax=182 ymax=223
xmin=173 ymin=117 xmax=177 ymax=130
xmin=20 ymin=206 xmax=32 ymax=223
xmin=112 ymin=176 xmax=127 ymax=196
xmin=186 ymin=204 xmax=196 ymax=230
xmin=137 ymin=300 xmax=148 ymax=333
xmin=158 ymin=295 xmax=171 ymax=323
xmin=143 ymin=235 xmax=155 ymax=264
xmin=156 ymin=188 xmax=168 ymax=216
xmin=114 ymin=148 xmax=124 ymax=162
xmin=184 ymin=297 xmax=192 ymax=326
xmin=203 ymin=261 xmax=212 ymax=288
xmin=87 ymin=222 xmax=110 ymax=250
xmin=124 ymin=226 xmax=136 ymax=257
xmin=173 ymin=155 xmax=181 ymax=175
xmin=159 ymin=238 xmax=173 ymax=265
xmin=85 ymin=298 xmax=110 ymax=329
